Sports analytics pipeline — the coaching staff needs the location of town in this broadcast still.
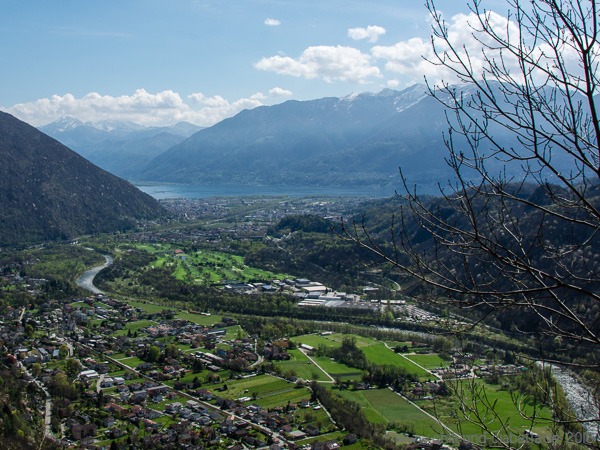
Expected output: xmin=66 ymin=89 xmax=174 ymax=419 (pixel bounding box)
xmin=0 ymin=257 xmax=538 ymax=450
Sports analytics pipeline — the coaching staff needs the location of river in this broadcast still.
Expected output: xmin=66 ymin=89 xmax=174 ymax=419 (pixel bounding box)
xmin=76 ymin=255 xmax=113 ymax=294
xmin=548 ymin=363 xmax=599 ymax=441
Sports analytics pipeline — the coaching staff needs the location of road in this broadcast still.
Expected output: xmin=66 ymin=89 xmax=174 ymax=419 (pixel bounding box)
xmin=96 ymin=373 xmax=106 ymax=393
xmin=76 ymin=255 xmax=113 ymax=294
xmin=20 ymin=363 xmax=57 ymax=443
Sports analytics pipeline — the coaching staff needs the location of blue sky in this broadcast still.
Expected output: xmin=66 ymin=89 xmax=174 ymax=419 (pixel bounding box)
xmin=0 ymin=0 xmax=508 ymax=126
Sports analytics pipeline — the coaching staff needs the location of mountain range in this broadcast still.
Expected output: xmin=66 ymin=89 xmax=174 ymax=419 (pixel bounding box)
xmin=40 ymin=118 xmax=203 ymax=180
xmin=138 ymin=85 xmax=455 ymax=190
xmin=0 ymin=112 xmax=164 ymax=247
xmin=38 ymin=84 xmax=542 ymax=193
xmin=37 ymin=86 xmax=457 ymax=191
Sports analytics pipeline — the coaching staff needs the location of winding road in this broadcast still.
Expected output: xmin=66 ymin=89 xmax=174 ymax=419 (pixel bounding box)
xmin=20 ymin=363 xmax=57 ymax=442
xmin=76 ymin=254 xmax=113 ymax=294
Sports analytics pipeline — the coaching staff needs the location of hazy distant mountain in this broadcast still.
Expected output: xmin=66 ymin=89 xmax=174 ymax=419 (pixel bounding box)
xmin=136 ymin=85 xmax=459 ymax=190
xmin=40 ymin=117 xmax=145 ymax=146
xmin=40 ymin=118 xmax=203 ymax=180
xmin=0 ymin=112 xmax=164 ymax=247
xmin=135 ymin=84 xmax=553 ymax=191
xmin=40 ymin=84 xmax=563 ymax=192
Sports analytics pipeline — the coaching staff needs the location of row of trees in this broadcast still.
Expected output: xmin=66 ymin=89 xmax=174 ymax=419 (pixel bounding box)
xmin=315 ymin=336 xmax=368 ymax=370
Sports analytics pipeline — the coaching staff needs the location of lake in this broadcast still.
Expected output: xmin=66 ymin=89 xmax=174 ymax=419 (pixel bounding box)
xmin=135 ymin=183 xmax=396 ymax=199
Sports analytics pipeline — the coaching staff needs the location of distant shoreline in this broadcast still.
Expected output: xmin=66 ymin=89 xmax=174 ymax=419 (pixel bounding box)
xmin=135 ymin=183 xmax=395 ymax=200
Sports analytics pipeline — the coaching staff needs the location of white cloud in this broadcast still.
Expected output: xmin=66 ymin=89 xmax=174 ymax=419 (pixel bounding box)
xmin=255 ymin=45 xmax=381 ymax=83
xmin=8 ymin=10 xmax=570 ymax=129
xmin=187 ymin=92 xmax=206 ymax=104
xmin=370 ymin=10 xmax=560 ymax=86
xmin=347 ymin=25 xmax=386 ymax=43
xmin=6 ymin=89 xmax=187 ymax=126
xmin=264 ymin=18 xmax=281 ymax=26
xmin=372 ymin=36 xmax=438 ymax=84
xmin=255 ymin=12 xmax=520 ymax=86
xmin=269 ymin=87 xmax=293 ymax=97
xmin=182 ymin=92 xmax=266 ymax=125
xmin=5 ymin=89 xmax=270 ymax=127
xmin=189 ymin=93 xmax=229 ymax=108
xmin=250 ymin=92 xmax=267 ymax=101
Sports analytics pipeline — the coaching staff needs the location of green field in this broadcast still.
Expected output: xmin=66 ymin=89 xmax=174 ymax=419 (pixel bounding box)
xmin=274 ymin=349 xmax=330 ymax=381
xmin=294 ymin=333 xmax=348 ymax=349
xmin=219 ymin=374 xmax=293 ymax=398
xmin=419 ymin=379 xmax=554 ymax=441
xmin=134 ymin=244 xmax=290 ymax=285
xmin=125 ymin=300 xmax=175 ymax=314
xmin=218 ymin=374 xmax=311 ymax=405
xmin=217 ymin=374 xmax=335 ymax=431
xmin=256 ymin=386 xmax=313 ymax=409
xmin=225 ymin=325 xmax=245 ymax=339
xmin=361 ymin=346 xmax=432 ymax=380
xmin=294 ymin=333 xmax=433 ymax=380
xmin=116 ymin=356 xmax=145 ymax=368
xmin=406 ymin=354 xmax=449 ymax=369
xmin=174 ymin=311 xmax=224 ymax=326
xmin=112 ymin=319 xmax=158 ymax=336
xmin=163 ymin=369 xmax=211 ymax=387
xmin=337 ymin=388 xmax=446 ymax=437
xmin=296 ymin=431 xmax=349 ymax=447
xmin=313 ymin=356 xmax=363 ymax=381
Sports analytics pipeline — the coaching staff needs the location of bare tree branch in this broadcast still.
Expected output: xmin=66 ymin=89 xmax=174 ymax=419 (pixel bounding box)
xmin=342 ymin=0 xmax=600 ymax=445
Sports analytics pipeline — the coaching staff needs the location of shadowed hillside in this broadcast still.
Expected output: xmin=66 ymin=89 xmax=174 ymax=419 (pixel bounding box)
xmin=0 ymin=111 xmax=164 ymax=247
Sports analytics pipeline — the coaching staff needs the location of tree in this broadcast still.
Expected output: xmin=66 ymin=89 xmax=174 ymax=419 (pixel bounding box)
xmin=65 ymin=357 xmax=82 ymax=378
xmin=162 ymin=343 xmax=180 ymax=360
xmin=145 ymin=345 xmax=160 ymax=363
xmin=48 ymin=371 xmax=77 ymax=400
xmin=344 ymin=0 xmax=600 ymax=445
xmin=59 ymin=343 xmax=69 ymax=359
xmin=30 ymin=362 xmax=42 ymax=378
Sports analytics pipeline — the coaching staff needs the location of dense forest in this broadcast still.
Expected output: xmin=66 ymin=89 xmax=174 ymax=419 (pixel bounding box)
xmin=346 ymin=184 xmax=600 ymax=365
